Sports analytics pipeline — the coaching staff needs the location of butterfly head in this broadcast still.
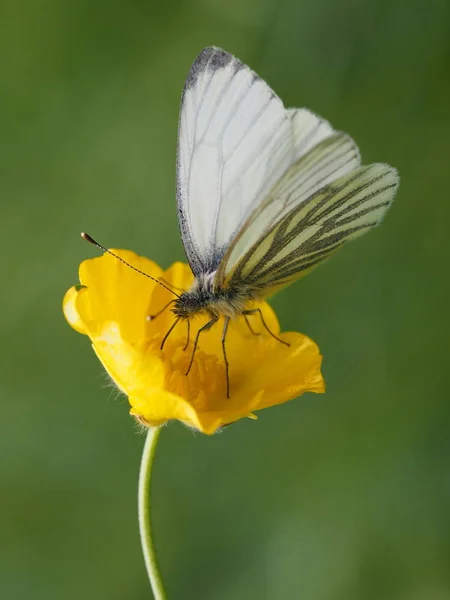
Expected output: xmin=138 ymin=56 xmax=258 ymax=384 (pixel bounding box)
xmin=172 ymin=291 xmax=209 ymax=319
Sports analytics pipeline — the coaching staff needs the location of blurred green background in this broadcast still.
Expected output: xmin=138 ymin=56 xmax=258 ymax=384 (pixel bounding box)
xmin=1 ymin=0 xmax=449 ymax=598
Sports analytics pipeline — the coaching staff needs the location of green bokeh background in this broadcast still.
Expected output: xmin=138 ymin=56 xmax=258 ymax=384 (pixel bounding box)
xmin=2 ymin=1 xmax=449 ymax=598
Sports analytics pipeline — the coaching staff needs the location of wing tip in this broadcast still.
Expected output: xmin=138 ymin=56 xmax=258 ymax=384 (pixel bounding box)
xmin=185 ymin=47 xmax=240 ymax=91
xmin=372 ymin=162 xmax=401 ymax=189
xmin=365 ymin=163 xmax=400 ymax=225
xmin=197 ymin=46 xmax=234 ymax=66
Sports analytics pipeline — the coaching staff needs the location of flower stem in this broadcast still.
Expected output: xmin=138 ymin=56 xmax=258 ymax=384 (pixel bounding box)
xmin=138 ymin=426 xmax=167 ymax=600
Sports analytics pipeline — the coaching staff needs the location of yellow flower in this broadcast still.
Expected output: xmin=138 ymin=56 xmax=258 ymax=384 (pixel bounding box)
xmin=63 ymin=250 xmax=325 ymax=434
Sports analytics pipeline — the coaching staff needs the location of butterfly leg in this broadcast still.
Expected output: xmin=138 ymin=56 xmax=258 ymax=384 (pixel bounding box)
xmin=183 ymin=320 xmax=190 ymax=351
xmin=244 ymin=314 xmax=260 ymax=336
xmin=147 ymin=299 xmax=175 ymax=321
xmin=185 ymin=315 xmax=218 ymax=376
xmin=221 ymin=317 xmax=231 ymax=398
xmin=242 ymin=308 xmax=290 ymax=347
xmin=160 ymin=318 xmax=180 ymax=350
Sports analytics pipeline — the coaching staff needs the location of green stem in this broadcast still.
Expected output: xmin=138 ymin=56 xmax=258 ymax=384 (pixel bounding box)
xmin=138 ymin=426 xmax=167 ymax=599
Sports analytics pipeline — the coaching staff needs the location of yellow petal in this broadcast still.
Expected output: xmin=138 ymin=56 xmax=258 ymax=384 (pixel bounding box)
xmin=62 ymin=285 xmax=88 ymax=335
xmin=79 ymin=251 xmax=164 ymax=343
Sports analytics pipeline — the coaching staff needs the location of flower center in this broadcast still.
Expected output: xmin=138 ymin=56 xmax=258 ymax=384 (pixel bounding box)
xmin=147 ymin=337 xmax=228 ymax=406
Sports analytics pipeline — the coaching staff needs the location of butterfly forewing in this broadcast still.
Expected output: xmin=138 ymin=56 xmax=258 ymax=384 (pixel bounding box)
xmin=226 ymin=163 xmax=399 ymax=293
xmin=177 ymin=47 xmax=295 ymax=276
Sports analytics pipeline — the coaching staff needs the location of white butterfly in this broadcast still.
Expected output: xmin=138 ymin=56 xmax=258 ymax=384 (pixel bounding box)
xmin=166 ymin=47 xmax=399 ymax=395
xmin=84 ymin=46 xmax=399 ymax=397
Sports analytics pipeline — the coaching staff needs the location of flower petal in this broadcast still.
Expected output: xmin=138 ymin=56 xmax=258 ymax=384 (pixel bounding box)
xmin=62 ymin=285 xmax=88 ymax=335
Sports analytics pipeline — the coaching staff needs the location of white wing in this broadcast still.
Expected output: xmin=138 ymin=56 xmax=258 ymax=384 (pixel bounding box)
xmin=226 ymin=163 xmax=399 ymax=292
xmin=176 ymin=47 xmax=294 ymax=276
xmin=217 ymin=131 xmax=361 ymax=280
xmin=288 ymin=108 xmax=335 ymax=160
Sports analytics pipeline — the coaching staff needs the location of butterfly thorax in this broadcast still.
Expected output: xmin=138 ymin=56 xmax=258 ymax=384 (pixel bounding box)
xmin=172 ymin=273 xmax=255 ymax=319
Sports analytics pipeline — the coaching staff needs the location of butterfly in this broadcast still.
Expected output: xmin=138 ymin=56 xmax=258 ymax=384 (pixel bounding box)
xmin=84 ymin=46 xmax=399 ymax=398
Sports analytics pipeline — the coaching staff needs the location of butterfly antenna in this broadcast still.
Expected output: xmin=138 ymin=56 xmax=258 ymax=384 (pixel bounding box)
xmin=81 ymin=232 xmax=180 ymax=298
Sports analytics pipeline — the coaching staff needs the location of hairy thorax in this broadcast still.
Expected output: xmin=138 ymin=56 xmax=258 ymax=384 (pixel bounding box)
xmin=171 ymin=272 xmax=257 ymax=319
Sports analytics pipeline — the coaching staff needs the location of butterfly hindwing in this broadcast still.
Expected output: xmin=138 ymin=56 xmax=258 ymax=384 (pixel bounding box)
xmin=216 ymin=132 xmax=361 ymax=282
xmin=287 ymin=107 xmax=335 ymax=160
xmin=226 ymin=163 xmax=399 ymax=293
